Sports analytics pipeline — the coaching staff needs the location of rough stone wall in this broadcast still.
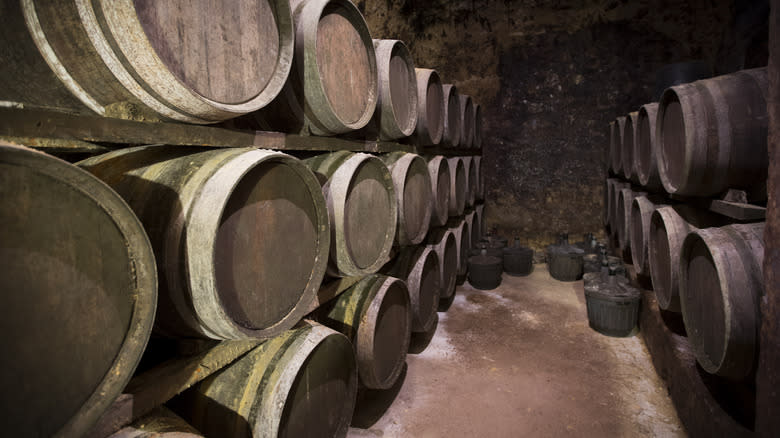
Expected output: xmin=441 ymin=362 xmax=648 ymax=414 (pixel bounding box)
xmin=355 ymin=0 xmax=736 ymax=249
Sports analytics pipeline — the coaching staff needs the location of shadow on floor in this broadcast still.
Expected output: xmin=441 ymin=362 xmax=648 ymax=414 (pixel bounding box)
xmin=350 ymin=364 xmax=408 ymax=429
xmin=408 ymin=314 xmax=439 ymax=354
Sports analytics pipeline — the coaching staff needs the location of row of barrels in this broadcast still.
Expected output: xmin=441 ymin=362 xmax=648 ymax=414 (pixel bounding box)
xmin=110 ymin=207 xmax=486 ymax=438
xmin=0 ymin=141 xmax=484 ymax=437
xmin=604 ymin=181 xmax=764 ymax=382
xmin=608 ymin=67 xmax=768 ymax=198
xmin=0 ymin=0 xmax=482 ymax=146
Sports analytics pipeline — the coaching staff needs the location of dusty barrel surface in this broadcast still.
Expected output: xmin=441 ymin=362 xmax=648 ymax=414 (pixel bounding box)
xmin=319 ymin=275 xmax=411 ymax=389
xmin=109 ymin=407 xmax=202 ymax=438
xmin=459 ymin=94 xmax=475 ymax=148
xmin=384 ymin=245 xmax=441 ymax=333
xmin=606 ymin=180 xmax=630 ymax=237
xmin=629 ymin=196 xmax=668 ymax=276
xmin=616 ymin=187 xmax=647 ymax=252
xmin=426 ymin=155 xmax=451 ymax=227
xmin=80 ymin=145 xmax=328 ymax=340
xmin=427 ymin=228 xmax=458 ymax=300
xmin=305 ymin=151 xmax=397 ymax=276
xmin=371 ymin=39 xmax=418 ymax=140
xmin=0 ymin=0 xmax=293 ymax=123
xmin=656 ymin=68 xmax=769 ymax=197
xmin=473 ymin=103 xmax=484 ymax=149
xmin=0 ymin=143 xmax=157 ymax=437
xmin=448 ymin=218 xmax=471 ymax=277
xmin=172 ymin=321 xmax=357 ymax=438
xmin=474 ymin=156 xmax=484 ymax=201
xmin=636 ymin=103 xmax=663 ymax=190
xmin=441 ymin=84 xmax=462 ymax=147
xmin=381 ymin=152 xmax=432 ymax=246
xmin=257 ymin=0 xmax=377 ymax=135
xmin=610 ymin=117 xmax=627 ymax=177
xmin=411 ymin=68 xmax=445 ymax=145
xmin=462 ymin=156 xmax=477 ymax=207
xmin=679 ymin=222 xmax=765 ymax=380
xmin=446 ymin=156 xmax=467 ymax=216
xmin=622 ymin=111 xmax=640 ymax=183
xmin=648 ymin=205 xmax=728 ymax=311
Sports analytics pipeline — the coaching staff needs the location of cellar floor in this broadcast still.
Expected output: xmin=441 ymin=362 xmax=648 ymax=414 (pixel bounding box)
xmin=347 ymin=264 xmax=685 ymax=437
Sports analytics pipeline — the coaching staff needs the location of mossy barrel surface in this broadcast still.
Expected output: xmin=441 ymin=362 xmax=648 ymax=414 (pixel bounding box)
xmin=0 ymin=143 xmax=157 ymax=437
xmin=109 ymin=407 xmax=202 ymax=438
xmin=80 ymin=145 xmax=328 ymax=339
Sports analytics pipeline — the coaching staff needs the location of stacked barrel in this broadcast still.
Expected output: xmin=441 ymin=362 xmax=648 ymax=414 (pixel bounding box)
xmin=0 ymin=0 xmax=484 ymax=437
xmin=604 ymin=67 xmax=768 ymax=383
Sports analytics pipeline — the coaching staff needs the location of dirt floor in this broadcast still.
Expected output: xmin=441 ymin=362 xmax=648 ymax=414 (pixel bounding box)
xmin=348 ymin=264 xmax=685 ymax=437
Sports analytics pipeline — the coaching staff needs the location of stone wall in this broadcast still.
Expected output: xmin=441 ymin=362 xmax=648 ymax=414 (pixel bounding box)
xmin=355 ymin=0 xmax=745 ymax=249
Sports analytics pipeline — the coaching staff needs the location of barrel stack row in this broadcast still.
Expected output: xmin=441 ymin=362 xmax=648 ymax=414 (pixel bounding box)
xmin=0 ymin=0 xmax=482 ymax=147
xmin=604 ymin=67 xmax=768 ymax=383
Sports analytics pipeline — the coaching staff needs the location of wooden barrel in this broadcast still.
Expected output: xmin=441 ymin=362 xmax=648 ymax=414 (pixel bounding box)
xmin=629 ymin=196 xmax=668 ymax=276
xmin=381 ymin=152 xmax=432 ymax=246
xmin=319 ymin=275 xmax=411 ymax=389
xmin=465 ymin=210 xmax=480 ymax=254
xmin=616 ymin=187 xmax=647 ymax=252
xmin=172 ymin=321 xmax=357 ymax=438
xmin=610 ymin=117 xmax=627 ymax=177
xmin=384 ymin=245 xmax=441 ymax=333
xmin=426 ymin=155 xmax=451 ymax=227
xmin=304 ymin=151 xmax=397 ymax=276
xmin=474 ymin=156 xmax=484 ymax=201
xmin=459 ymin=94 xmax=475 ymax=148
xmin=476 ymin=204 xmax=486 ymax=237
xmin=80 ymin=145 xmax=328 ymax=339
xmin=109 ymin=407 xmax=202 ymax=438
xmin=371 ymin=39 xmax=418 ymax=140
xmin=474 ymin=103 xmax=484 ymax=149
xmin=411 ymin=68 xmax=445 ymax=145
xmin=462 ymin=156 xmax=477 ymax=207
xmin=648 ymin=205 xmax=728 ymax=311
xmin=0 ymin=0 xmax=293 ymax=123
xmin=607 ymin=121 xmax=617 ymax=175
xmin=657 ymin=68 xmax=768 ymax=197
xmin=622 ymin=111 xmax=640 ymax=183
xmin=0 ymin=143 xmax=157 ymax=437
xmin=679 ymin=222 xmax=765 ymax=380
xmin=448 ymin=218 xmax=471 ymax=277
xmin=446 ymin=157 xmax=467 ymax=216
xmin=427 ymin=228 xmax=459 ymax=300
xmin=636 ymin=103 xmax=663 ymax=191
xmin=607 ymin=179 xmax=630 ymax=238
xmin=441 ymin=84 xmax=462 ymax=147
xmin=256 ymin=0 xmax=378 ymax=135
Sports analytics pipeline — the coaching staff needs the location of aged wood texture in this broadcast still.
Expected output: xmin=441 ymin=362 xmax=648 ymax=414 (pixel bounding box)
xmin=448 ymin=217 xmax=471 ymax=277
xmin=382 ymin=152 xmax=432 ymax=246
xmin=0 ymin=143 xmax=156 ymax=438
xmin=446 ymin=156 xmax=466 ymax=216
xmin=473 ymin=102 xmax=483 ymax=149
xmin=657 ymin=68 xmax=769 ymax=197
xmin=383 ymin=245 xmax=441 ymax=333
xmin=629 ymin=195 xmax=669 ymax=276
xmin=616 ymin=187 xmax=647 ymax=252
xmin=458 ymin=94 xmax=475 ymax=148
xmin=427 ymin=227 xmax=458 ymax=300
xmin=474 ymin=155 xmax=484 ymax=201
xmin=462 ymin=155 xmax=477 ymax=208
xmin=410 ymin=68 xmax=444 ymax=145
xmin=372 ymin=39 xmax=418 ymax=140
xmin=79 ymin=146 xmax=328 ymax=339
xmin=636 ymin=103 xmax=663 ymax=191
xmin=622 ymin=111 xmax=640 ymax=183
xmin=441 ymin=84 xmax=461 ymax=147
xmin=611 ymin=116 xmax=626 ymax=177
xmin=426 ymin=155 xmax=451 ymax=227
xmin=107 ymin=407 xmax=202 ymax=438
xmin=0 ymin=0 xmax=293 ymax=123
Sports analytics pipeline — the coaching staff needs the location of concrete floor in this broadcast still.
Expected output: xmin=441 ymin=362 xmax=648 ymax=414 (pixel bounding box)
xmin=348 ymin=264 xmax=685 ymax=437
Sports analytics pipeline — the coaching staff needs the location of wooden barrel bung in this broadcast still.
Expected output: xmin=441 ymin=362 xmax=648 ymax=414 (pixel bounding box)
xmin=473 ymin=103 xmax=483 ymax=149
xmin=304 ymin=151 xmax=397 ymax=276
xmin=108 ymin=407 xmax=202 ymax=438
xmin=616 ymin=187 xmax=647 ymax=252
xmin=1 ymin=0 xmax=293 ymax=123
xmin=383 ymin=245 xmax=441 ymax=333
xmin=381 ymin=152 xmax=432 ymax=246
xmin=372 ymin=39 xmax=418 ymax=140
xmin=611 ymin=117 xmax=627 ymax=177
xmin=656 ymin=68 xmax=768 ymax=197
xmin=426 ymin=155 xmax=451 ymax=227
xmin=679 ymin=222 xmax=765 ymax=380
xmin=411 ymin=68 xmax=445 ymax=145
xmin=622 ymin=111 xmax=640 ymax=183
xmin=446 ymin=156 xmax=466 ymax=216
xmin=648 ymin=205 xmax=728 ymax=311
xmin=427 ymin=228 xmax=458 ymax=300
xmin=80 ymin=145 xmax=328 ymax=339
xmin=0 ymin=143 xmax=157 ymax=437
xmin=319 ymin=275 xmax=411 ymax=389
xmin=462 ymin=156 xmax=477 ymax=207
xmin=636 ymin=103 xmax=663 ymax=190
xmin=441 ymin=84 xmax=462 ymax=147
xmin=458 ymin=94 xmax=475 ymax=148
xmin=172 ymin=321 xmax=357 ymax=438
xmin=629 ymin=196 xmax=668 ymax=276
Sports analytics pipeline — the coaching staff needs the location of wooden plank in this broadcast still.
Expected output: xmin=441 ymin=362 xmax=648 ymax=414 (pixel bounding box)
xmin=708 ymin=199 xmax=766 ymax=221
xmin=0 ymin=136 xmax=110 ymax=154
xmin=86 ymin=339 xmax=262 ymax=438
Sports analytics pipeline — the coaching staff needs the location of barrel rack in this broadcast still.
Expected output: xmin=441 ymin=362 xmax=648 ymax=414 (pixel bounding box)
xmin=0 ymin=105 xmax=481 ymax=437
